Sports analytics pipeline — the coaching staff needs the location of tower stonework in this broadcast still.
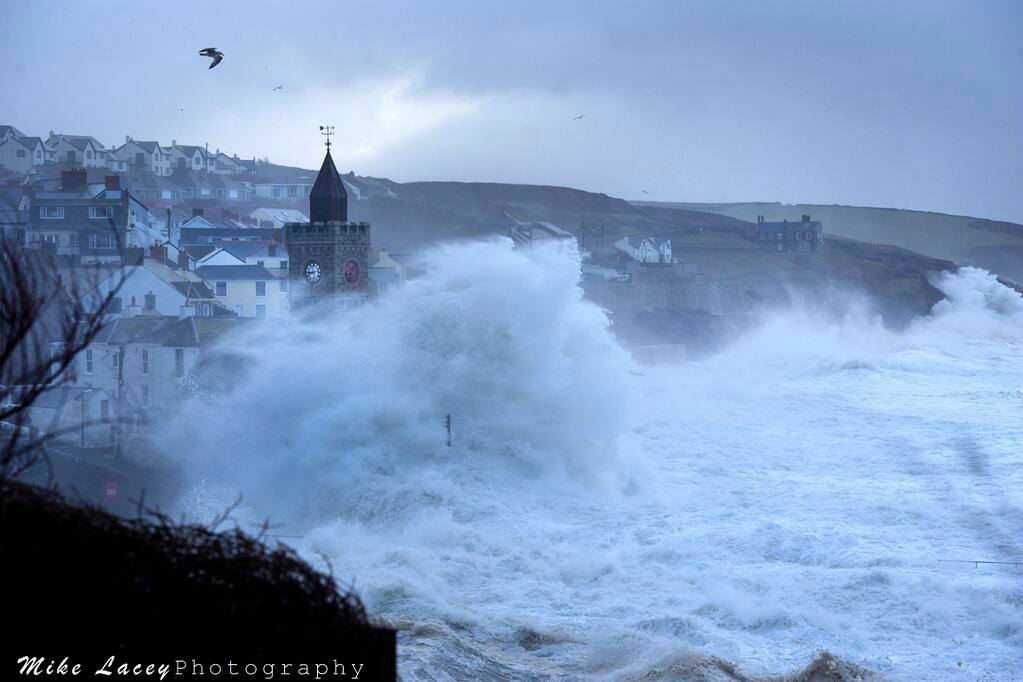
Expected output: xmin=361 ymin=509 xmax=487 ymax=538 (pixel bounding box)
xmin=284 ymin=147 xmax=371 ymax=306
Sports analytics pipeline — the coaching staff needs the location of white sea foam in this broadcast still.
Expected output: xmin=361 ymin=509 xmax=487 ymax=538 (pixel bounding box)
xmin=168 ymin=244 xmax=1023 ymax=681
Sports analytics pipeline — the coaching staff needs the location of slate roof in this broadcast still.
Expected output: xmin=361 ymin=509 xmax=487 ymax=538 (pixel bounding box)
xmin=194 ymin=264 xmax=275 ymax=281
xmin=171 ymin=280 xmax=216 ymax=299
xmin=93 ymin=315 xmax=179 ymax=344
xmin=0 ymin=125 xmax=26 ymax=139
xmin=183 ymin=243 xmax=216 ymax=260
xmin=52 ymin=134 xmax=104 ymax=150
xmin=134 ymin=316 xmax=248 ymax=347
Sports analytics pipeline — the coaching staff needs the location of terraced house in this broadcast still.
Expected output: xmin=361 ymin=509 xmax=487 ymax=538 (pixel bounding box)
xmin=45 ymin=132 xmax=107 ymax=167
xmin=26 ymin=169 xmax=154 ymax=265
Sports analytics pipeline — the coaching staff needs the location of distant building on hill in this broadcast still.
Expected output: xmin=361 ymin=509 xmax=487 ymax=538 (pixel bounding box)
xmin=614 ymin=236 xmax=673 ymax=264
xmin=756 ymin=214 xmax=824 ymax=252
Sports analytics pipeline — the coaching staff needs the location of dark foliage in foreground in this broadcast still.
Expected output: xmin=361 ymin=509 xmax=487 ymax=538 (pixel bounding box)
xmin=1 ymin=479 xmax=395 ymax=677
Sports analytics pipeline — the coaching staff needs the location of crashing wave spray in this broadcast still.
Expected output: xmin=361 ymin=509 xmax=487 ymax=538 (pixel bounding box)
xmin=166 ymin=238 xmax=641 ymax=522
xmin=168 ymin=259 xmax=1023 ymax=680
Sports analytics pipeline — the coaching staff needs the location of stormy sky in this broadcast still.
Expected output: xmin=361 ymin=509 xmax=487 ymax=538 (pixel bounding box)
xmin=2 ymin=0 xmax=1021 ymax=222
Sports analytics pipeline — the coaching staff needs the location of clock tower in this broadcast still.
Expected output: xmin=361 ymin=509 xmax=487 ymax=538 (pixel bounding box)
xmin=283 ymin=127 xmax=371 ymax=307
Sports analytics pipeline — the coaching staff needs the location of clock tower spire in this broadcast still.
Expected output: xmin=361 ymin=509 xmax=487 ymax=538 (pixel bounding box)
xmin=283 ymin=126 xmax=371 ymax=307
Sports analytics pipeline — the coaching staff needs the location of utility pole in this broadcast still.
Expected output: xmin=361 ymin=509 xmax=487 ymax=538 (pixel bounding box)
xmin=444 ymin=414 xmax=452 ymax=447
xmin=114 ymin=345 xmax=125 ymax=459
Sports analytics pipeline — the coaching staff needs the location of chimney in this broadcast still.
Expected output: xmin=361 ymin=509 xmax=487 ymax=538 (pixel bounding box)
xmin=124 ymin=295 xmax=141 ymax=318
xmin=177 ymin=248 xmax=190 ymax=271
xmin=149 ymin=243 xmax=167 ymax=263
xmin=104 ymin=174 xmax=120 ymax=190
xmin=172 ymin=139 xmax=176 ymax=147
xmin=60 ymin=168 xmax=87 ymax=190
xmin=125 ymin=135 xmax=131 ymax=143
xmin=757 ymin=215 xmax=764 ymax=225
xmin=192 ymin=207 xmax=204 ymax=218
xmin=144 ymin=291 xmax=156 ymax=313
xmin=802 ymin=214 xmax=811 ymax=224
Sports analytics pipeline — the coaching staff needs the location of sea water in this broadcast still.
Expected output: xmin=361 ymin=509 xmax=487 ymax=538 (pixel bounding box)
xmin=170 ymin=241 xmax=1022 ymax=681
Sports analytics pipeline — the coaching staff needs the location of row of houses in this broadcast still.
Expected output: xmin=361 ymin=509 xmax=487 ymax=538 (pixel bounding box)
xmin=0 ymin=125 xmax=397 ymax=212
xmin=0 ymin=126 xmax=258 ymax=178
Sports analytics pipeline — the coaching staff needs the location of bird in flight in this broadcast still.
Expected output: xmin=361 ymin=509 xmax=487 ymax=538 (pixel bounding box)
xmin=199 ymin=47 xmax=224 ymax=69
xmin=573 ymin=114 xmax=585 ymax=120
xmin=273 ymin=85 xmax=283 ymax=92
xmin=642 ymin=190 xmax=649 ymax=194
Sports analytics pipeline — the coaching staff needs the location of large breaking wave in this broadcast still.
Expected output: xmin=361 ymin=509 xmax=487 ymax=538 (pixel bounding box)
xmin=166 ymin=244 xmax=1023 ymax=681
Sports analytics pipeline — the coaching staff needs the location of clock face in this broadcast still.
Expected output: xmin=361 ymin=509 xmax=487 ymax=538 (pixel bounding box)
xmin=343 ymin=258 xmax=361 ymax=285
xmin=304 ymin=260 xmax=323 ymax=283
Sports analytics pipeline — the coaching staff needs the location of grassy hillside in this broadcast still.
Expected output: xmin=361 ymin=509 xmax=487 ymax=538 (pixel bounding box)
xmin=639 ymin=201 xmax=1023 ymax=282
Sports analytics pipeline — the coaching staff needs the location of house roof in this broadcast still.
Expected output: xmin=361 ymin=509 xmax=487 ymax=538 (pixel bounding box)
xmin=174 ymin=145 xmax=205 ymax=157
xmin=180 ymin=226 xmax=275 ymax=245
xmin=171 ymin=280 xmax=216 ymax=299
xmin=93 ymin=315 xmax=179 ymax=344
xmin=2 ymin=136 xmax=42 ymax=151
xmin=183 ymin=243 xmax=216 ymax=260
xmin=51 ymin=134 xmax=103 ymax=151
xmin=134 ymin=316 xmax=248 ymax=347
xmin=194 ymin=264 xmax=275 ymax=281
xmin=0 ymin=125 xmax=25 ymax=139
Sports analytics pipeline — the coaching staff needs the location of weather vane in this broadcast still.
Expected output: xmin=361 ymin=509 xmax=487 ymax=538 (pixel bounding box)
xmin=319 ymin=124 xmax=334 ymax=150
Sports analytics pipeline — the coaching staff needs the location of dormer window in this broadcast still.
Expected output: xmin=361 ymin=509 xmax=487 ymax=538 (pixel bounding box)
xmin=40 ymin=207 xmax=64 ymax=219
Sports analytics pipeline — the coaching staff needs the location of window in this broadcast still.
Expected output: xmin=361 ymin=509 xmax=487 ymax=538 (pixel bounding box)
xmin=141 ymin=385 xmax=149 ymax=407
xmin=141 ymin=349 xmax=149 ymax=375
xmin=287 ymin=186 xmax=297 ymax=197
xmin=86 ymin=150 xmax=93 ymax=159
xmin=35 ymin=150 xmax=41 ymax=158
xmin=215 ymin=281 xmax=227 ymax=296
xmin=85 ymin=349 xmax=94 ymax=374
xmin=268 ymin=245 xmax=277 ymax=257
xmin=16 ymin=149 xmax=25 ymax=158
xmin=89 ymin=206 xmax=113 ymax=219
xmin=175 ymin=349 xmax=184 ymax=378
xmin=256 ymin=304 xmax=266 ymax=318
xmin=40 ymin=206 xmax=64 ymax=219
xmin=70 ymin=234 xmax=78 ymax=246
xmin=44 ymin=234 xmax=60 ymax=245
xmin=279 ymin=278 xmax=288 ymax=292
xmin=255 ymin=281 xmax=266 ymax=297
xmin=279 ymin=260 xmax=287 ymax=271
xmin=271 ymin=186 xmax=280 ymax=197
xmin=88 ymin=234 xmax=97 ymax=249
xmin=257 ymin=260 xmax=264 ymax=267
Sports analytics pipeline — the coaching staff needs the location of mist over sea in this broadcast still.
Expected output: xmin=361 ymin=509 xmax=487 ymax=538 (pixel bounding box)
xmin=170 ymin=240 xmax=1022 ymax=681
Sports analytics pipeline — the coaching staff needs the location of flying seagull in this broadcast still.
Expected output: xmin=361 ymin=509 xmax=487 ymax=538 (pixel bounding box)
xmin=273 ymin=85 xmax=283 ymax=92
xmin=573 ymin=114 xmax=585 ymax=120
xmin=199 ymin=47 xmax=224 ymax=69
xmin=642 ymin=190 xmax=649 ymax=194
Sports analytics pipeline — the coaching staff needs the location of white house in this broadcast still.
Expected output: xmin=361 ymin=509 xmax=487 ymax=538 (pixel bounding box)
xmin=45 ymin=132 xmax=106 ymax=167
xmin=84 ymin=255 xmax=220 ymax=318
xmin=614 ymin=236 xmax=673 ymax=264
xmin=169 ymin=142 xmax=208 ymax=172
xmin=113 ymin=137 xmax=173 ymax=176
xmin=0 ymin=136 xmax=45 ymax=174
xmin=194 ymin=264 xmax=285 ymax=318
